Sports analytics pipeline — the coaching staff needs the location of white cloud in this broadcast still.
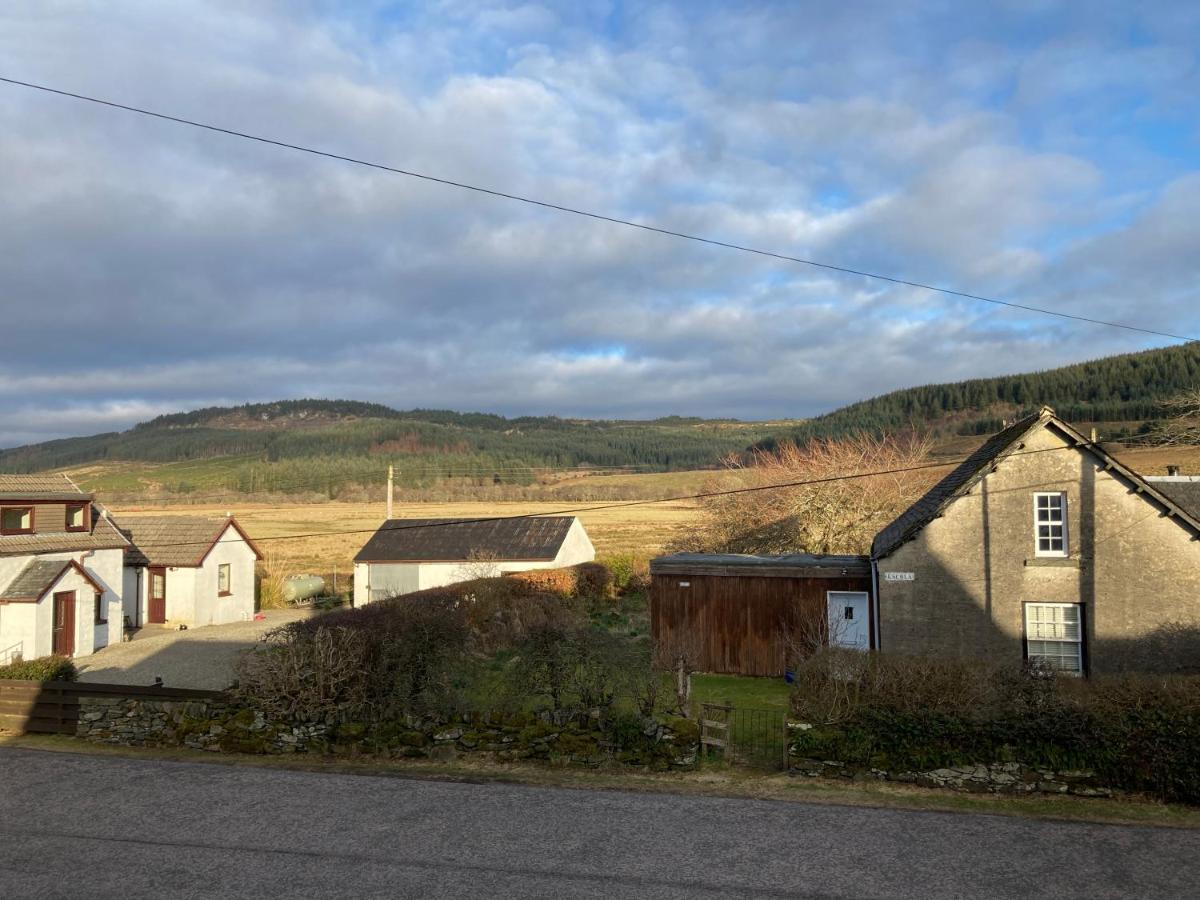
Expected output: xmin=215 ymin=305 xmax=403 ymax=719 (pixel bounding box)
xmin=0 ymin=1 xmax=1196 ymax=446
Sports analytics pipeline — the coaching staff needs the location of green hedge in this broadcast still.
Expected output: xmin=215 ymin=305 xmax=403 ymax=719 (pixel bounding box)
xmin=790 ymin=653 xmax=1200 ymax=803
xmin=0 ymin=655 xmax=78 ymax=682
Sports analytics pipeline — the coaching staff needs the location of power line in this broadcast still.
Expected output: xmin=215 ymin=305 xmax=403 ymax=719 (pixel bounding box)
xmin=112 ymin=441 xmax=1098 ymax=551
xmin=2 ymin=75 xmax=1196 ymax=345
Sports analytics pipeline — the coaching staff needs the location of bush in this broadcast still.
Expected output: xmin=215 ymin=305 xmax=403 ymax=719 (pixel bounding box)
xmin=507 ymin=563 xmax=613 ymax=601
xmin=0 ymin=655 xmax=78 ymax=682
xmin=789 ymin=650 xmax=1200 ymax=803
xmin=598 ymin=553 xmax=650 ymax=597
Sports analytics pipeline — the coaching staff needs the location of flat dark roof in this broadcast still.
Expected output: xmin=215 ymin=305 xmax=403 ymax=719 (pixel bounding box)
xmin=650 ymin=552 xmax=870 ymax=579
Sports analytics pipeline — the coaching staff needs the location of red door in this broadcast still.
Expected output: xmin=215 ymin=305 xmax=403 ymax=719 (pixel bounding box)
xmin=53 ymin=591 xmax=75 ymax=657
xmin=148 ymin=567 xmax=167 ymax=623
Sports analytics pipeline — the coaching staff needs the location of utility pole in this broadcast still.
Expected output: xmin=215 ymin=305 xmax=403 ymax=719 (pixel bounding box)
xmin=386 ymin=464 xmax=394 ymax=519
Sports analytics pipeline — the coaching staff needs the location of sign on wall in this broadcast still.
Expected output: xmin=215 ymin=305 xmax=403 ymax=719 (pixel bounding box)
xmin=883 ymin=572 xmax=915 ymax=582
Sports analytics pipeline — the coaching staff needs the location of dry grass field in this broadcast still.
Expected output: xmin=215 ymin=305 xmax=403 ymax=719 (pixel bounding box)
xmin=102 ymin=443 xmax=1200 ymax=584
xmin=108 ymin=497 xmax=703 ymax=582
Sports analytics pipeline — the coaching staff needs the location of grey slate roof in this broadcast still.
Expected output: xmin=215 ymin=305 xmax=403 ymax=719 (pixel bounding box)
xmin=871 ymin=411 xmax=1050 ymax=560
xmin=872 ymin=408 xmax=1200 ymax=560
xmin=0 ymin=507 xmax=129 ymax=558
xmin=1145 ymin=479 xmax=1200 ymax=520
xmin=0 ymin=473 xmax=89 ymax=502
xmin=354 ymin=517 xmax=577 ymax=563
xmin=116 ymin=516 xmax=252 ymax=568
xmin=0 ymin=559 xmax=93 ymax=601
xmin=650 ymin=553 xmax=871 ymax=578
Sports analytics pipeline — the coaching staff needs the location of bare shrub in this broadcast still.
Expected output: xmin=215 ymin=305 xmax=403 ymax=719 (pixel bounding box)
xmin=653 ymin=631 xmax=703 ymax=717
xmin=672 ymin=432 xmax=936 ymax=555
xmin=789 ymin=649 xmax=1012 ymax=724
xmin=234 ymin=625 xmax=373 ymax=720
xmin=1155 ymin=388 xmax=1200 ymax=446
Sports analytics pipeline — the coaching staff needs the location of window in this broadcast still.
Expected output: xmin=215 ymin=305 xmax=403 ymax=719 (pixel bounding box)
xmin=1034 ymin=492 xmax=1068 ymax=556
xmin=0 ymin=506 xmax=33 ymax=535
xmin=218 ymin=563 xmax=231 ymax=596
xmin=94 ymin=591 xmax=106 ymax=625
xmin=1025 ymin=603 xmax=1083 ymax=675
xmin=66 ymin=503 xmax=87 ymax=532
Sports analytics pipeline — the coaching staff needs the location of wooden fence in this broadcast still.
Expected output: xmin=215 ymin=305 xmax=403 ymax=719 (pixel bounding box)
xmin=0 ymin=680 xmax=222 ymax=736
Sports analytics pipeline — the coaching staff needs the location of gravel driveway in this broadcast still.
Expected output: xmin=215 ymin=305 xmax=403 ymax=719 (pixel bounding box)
xmin=76 ymin=609 xmax=319 ymax=690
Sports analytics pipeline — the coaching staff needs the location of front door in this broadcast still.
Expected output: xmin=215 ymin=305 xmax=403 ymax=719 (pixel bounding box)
xmin=826 ymin=591 xmax=870 ymax=650
xmin=148 ymin=567 xmax=167 ymax=624
xmin=52 ymin=591 xmax=75 ymax=657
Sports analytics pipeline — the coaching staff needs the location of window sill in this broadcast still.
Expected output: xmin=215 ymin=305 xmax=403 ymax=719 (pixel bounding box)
xmin=218 ymin=591 xmax=232 ymax=598
xmin=66 ymin=527 xmax=88 ymax=533
xmin=1025 ymin=557 xmax=1079 ymax=568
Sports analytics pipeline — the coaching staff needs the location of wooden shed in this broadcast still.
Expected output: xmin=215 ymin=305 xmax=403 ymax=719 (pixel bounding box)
xmin=649 ymin=553 xmax=874 ymax=677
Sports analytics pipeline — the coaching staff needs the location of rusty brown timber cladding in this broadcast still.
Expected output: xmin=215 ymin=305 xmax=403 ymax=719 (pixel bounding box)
xmin=651 ymin=572 xmax=872 ymax=677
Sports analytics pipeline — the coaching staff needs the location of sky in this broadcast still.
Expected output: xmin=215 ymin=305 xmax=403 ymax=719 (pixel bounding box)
xmin=1 ymin=1 xmax=1199 ymax=447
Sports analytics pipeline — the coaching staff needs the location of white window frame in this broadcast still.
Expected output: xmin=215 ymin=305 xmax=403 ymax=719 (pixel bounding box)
xmin=1024 ymin=602 xmax=1083 ymax=675
xmin=217 ymin=563 xmax=231 ymax=596
xmin=1033 ymin=492 xmax=1068 ymax=557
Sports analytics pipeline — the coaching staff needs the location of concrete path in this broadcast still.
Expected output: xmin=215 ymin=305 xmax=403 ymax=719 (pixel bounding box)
xmin=75 ymin=609 xmax=317 ymax=690
xmin=1 ymin=748 xmax=1197 ymax=899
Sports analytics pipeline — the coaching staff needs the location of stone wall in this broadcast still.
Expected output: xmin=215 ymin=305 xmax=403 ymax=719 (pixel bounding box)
xmin=790 ymin=756 xmax=1112 ymax=797
xmin=74 ymin=694 xmax=699 ymax=768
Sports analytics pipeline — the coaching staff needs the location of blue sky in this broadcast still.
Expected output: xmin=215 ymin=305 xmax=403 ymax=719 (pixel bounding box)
xmin=0 ymin=1 xmax=1198 ymax=446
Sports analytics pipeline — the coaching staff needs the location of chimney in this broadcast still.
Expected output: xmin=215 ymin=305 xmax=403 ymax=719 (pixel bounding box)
xmin=386 ymin=464 xmax=394 ymax=519
xmin=1167 ymin=465 xmax=1181 ymax=477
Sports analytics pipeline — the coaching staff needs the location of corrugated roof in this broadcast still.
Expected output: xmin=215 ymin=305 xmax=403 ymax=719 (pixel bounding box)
xmin=115 ymin=516 xmax=239 ymax=568
xmin=650 ymin=552 xmax=871 ymax=578
xmin=0 ymin=473 xmax=89 ymax=501
xmin=354 ymin=517 xmax=577 ymax=563
xmin=0 ymin=508 xmax=129 ymax=558
xmin=1145 ymin=478 xmax=1200 ymax=520
xmin=0 ymin=558 xmax=103 ymax=601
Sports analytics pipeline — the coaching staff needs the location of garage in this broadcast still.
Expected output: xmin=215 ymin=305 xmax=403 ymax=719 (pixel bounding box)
xmin=649 ymin=553 xmax=874 ymax=677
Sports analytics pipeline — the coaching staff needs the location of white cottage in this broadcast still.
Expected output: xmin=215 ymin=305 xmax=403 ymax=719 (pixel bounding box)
xmin=352 ymin=516 xmax=595 ymax=605
xmin=0 ymin=475 xmax=127 ymax=662
xmin=115 ymin=516 xmax=263 ymax=628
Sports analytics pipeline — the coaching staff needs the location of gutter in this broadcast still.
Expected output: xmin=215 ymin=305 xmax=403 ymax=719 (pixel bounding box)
xmin=870 ymin=555 xmax=881 ymax=652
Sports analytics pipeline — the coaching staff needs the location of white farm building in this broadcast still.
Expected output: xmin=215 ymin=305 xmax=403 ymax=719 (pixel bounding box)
xmin=352 ymin=516 xmax=595 ymax=605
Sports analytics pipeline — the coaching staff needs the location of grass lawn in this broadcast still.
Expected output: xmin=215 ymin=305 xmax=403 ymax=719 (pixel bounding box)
xmin=688 ymin=674 xmax=791 ymax=714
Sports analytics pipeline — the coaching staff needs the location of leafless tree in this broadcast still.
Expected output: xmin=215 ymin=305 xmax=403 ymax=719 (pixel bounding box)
xmin=653 ymin=631 xmax=703 ymax=717
xmin=671 ymin=432 xmax=937 ymax=555
xmin=1156 ymin=388 xmax=1200 ymax=446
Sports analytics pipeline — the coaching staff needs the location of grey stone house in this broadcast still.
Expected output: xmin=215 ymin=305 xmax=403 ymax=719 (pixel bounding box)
xmin=872 ymin=407 xmax=1200 ymax=675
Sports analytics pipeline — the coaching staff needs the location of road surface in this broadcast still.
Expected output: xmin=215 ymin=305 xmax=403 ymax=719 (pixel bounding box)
xmin=1 ymin=748 xmax=1196 ymax=898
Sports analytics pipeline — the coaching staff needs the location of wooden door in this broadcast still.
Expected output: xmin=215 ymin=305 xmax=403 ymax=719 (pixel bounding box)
xmin=148 ymin=567 xmax=167 ymax=623
xmin=52 ymin=591 xmax=75 ymax=657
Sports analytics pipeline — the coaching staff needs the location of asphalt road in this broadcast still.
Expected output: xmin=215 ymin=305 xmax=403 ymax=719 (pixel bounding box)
xmin=1 ymin=749 xmax=1197 ymax=899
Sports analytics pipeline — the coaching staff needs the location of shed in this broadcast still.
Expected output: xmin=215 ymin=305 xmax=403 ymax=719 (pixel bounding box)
xmin=352 ymin=516 xmax=595 ymax=605
xmin=649 ymin=553 xmax=874 ymax=677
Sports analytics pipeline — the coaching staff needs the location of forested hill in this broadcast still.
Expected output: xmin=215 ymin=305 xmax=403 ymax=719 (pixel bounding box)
xmin=769 ymin=342 xmax=1200 ymax=447
xmin=0 ymin=400 xmax=779 ymax=490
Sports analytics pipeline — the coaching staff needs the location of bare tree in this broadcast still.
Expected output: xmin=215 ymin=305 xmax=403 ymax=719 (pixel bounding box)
xmin=653 ymin=631 xmax=703 ymax=718
xmin=1157 ymin=388 xmax=1200 ymax=446
xmin=672 ymin=432 xmax=937 ymax=555
xmin=456 ymin=548 xmax=502 ymax=581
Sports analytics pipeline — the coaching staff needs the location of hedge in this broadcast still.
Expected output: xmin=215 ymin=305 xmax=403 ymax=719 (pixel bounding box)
xmin=789 ymin=650 xmax=1200 ymax=803
xmin=0 ymin=655 xmax=78 ymax=682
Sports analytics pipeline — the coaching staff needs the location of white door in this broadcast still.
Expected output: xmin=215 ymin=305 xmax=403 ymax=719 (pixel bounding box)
xmin=827 ymin=591 xmax=870 ymax=650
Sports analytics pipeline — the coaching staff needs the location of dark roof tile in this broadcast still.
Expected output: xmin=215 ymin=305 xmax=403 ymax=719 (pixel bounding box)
xmin=354 ymin=517 xmax=577 ymax=563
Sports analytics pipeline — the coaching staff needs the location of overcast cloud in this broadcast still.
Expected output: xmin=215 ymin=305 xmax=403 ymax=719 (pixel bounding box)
xmin=1 ymin=1 xmax=1198 ymax=446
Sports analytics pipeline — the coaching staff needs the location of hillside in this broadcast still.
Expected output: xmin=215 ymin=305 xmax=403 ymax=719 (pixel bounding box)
xmin=763 ymin=342 xmax=1200 ymax=449
xmin=0 ymin=400 xmax=785 ymax=499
